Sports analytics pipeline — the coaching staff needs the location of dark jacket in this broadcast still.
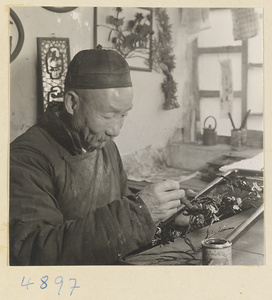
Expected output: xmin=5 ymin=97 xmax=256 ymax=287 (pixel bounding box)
xmin=9 ymin=103 xmax=156 ymax=265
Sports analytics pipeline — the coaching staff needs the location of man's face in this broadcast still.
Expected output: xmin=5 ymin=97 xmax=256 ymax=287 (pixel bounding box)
xmin=71 ymin=87 xmax=133 ymax=150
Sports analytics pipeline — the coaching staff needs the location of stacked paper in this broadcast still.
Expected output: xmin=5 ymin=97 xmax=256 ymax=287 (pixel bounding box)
xmin=220 ymin=152 xmax=263 ymax=172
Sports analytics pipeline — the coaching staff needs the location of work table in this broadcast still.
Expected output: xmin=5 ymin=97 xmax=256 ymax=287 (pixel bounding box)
xmin=125 ymin=145 xmax=264 ymax=265
xmin=124 ymin=207 xmax=264 ymax=265
xmin=127 ymin=144 xmax=262 ymax=192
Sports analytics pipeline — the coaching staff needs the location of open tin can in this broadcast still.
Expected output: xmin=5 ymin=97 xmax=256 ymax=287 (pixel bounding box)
xmin=202 ymin=238 xmax=232 ymax=265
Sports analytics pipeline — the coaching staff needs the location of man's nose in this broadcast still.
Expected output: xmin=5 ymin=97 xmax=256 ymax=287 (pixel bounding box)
xmin=105 ymin=119 xmax=123 ymax=137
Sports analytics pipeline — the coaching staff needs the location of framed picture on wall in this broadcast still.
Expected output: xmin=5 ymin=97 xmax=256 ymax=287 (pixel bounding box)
xmin=37 ymin=37 xmax=70 ymax=113
xmin=10 ymin=8 xmax=25 ymax=63
xmin=42 ymin=7 xmax=77 ymax=13
xmin=94 ymin=7 xmax=153 ymax=72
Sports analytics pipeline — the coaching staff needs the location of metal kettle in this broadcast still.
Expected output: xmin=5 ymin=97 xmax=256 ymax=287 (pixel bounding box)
xmin=203 ymin=116 xmax=218 ymax=146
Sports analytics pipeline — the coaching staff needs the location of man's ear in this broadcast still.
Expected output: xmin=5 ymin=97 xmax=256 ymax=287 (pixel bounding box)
xmin=64 ymin=91 xmax=79 ymax=115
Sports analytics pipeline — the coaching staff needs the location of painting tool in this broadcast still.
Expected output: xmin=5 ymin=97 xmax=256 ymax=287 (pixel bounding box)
xmin=239 ymin=109 xmax=251 ymax=130
xmin=228 ymin=112 xmax=236 ymax=129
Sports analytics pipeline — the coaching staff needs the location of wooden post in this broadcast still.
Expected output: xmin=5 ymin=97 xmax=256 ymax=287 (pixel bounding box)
xmin=241 ymin=40 xmax=248 ymax=125
xmin=93 ymin=7 xmax=97 ymax=48
xmin=192 ymin=38 xmax=200 ymax=143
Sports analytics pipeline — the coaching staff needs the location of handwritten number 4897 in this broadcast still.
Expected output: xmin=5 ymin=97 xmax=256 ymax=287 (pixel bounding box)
xmin=21 ymin=276 xmax=80 ymax=296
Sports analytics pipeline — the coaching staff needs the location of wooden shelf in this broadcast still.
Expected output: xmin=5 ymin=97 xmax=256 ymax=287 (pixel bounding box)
xmin=248 ymin=63 xmax=263 ymax=68
xmin=198 ymin=45 xmax=242 ymax=54
xmin=199 ymin=90 xmax=241 ymax=98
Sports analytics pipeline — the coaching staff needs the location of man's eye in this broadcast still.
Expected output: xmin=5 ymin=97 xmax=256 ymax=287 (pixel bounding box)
xmin=103 ymin=115 xmax=113 ymax=119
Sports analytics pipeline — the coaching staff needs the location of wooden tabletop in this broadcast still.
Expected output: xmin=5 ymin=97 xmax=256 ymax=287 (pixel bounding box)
xmin=123 ymin=207 xmax=264 ymax=265
xmin=125 ymin=147 xmax=263 ymax=265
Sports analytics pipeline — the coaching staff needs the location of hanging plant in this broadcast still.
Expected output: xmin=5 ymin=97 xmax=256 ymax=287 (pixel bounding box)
xmin=148 ymin=8 xmax=179 ymax=110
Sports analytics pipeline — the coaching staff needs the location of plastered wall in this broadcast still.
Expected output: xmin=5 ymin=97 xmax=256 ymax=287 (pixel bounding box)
xmin=10 ymin=7 xmax=191 ymax=156
xmin=10 ymin=7 xmax=95 ymax=141
xmin=198 ymin=8 xmax=263 ymax=136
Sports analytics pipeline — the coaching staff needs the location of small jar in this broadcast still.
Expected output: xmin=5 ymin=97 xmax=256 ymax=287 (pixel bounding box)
xmin=231 ymin=129 xmax=247 ymax=151
xmin=202 ymin=238 xmax=232 ymax=265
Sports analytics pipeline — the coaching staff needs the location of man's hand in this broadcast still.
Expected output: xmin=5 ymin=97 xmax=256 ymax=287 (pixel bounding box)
xmin=174 ymin=189 xmax=198 ymax=226
xmin=137 ymin=180 xmax=185 ymax=226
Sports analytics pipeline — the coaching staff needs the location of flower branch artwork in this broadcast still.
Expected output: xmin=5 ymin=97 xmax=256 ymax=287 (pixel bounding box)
xmin=94 ymin=7 xmax=153 ymax=71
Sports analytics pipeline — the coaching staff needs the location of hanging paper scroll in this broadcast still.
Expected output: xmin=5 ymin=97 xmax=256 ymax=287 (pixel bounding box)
xmin=219 ymin=59 xmax=233 ymax=118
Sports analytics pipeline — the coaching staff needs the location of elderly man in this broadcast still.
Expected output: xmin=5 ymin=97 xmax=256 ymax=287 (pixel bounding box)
xmin=10 ymin=49 xmax=188 ymax=265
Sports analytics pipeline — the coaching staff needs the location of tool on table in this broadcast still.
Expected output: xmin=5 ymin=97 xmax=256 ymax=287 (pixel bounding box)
xmin=179 ymin=195 xmax=197 ymax=210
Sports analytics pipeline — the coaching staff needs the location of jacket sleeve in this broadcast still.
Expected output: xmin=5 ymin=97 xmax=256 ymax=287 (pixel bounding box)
xmin=9 ymin=148 xmax=156 ymax=265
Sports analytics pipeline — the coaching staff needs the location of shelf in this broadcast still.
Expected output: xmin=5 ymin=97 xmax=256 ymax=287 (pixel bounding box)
xmin=199 ymin=90 xmax=241 ymax=98
xmin=198 ymin=45 xmax=242 ymax=54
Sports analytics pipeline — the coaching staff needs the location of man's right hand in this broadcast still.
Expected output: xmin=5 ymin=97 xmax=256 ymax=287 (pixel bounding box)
xmin=137 ymin=180 xmax=185 ymax=226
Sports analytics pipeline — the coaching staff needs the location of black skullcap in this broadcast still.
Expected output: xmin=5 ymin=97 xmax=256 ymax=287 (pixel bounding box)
xmin=65 ymin=49 xmax=132 ymax=89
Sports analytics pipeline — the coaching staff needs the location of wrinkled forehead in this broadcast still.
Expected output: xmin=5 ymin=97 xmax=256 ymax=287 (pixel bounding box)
xmin=79 ymin=87 xmax=133 ymax=112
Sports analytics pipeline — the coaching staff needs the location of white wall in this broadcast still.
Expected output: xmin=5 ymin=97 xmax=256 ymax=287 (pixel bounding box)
xmin=197 ymin=8 xmax=263 ymax=136
xmin=116 ymin=8 xmax=191 ymax=154
xmin=10 ymin=7 xmax=94 ymax=140
xmin=10 ymin=7 xmax=190 ymax=156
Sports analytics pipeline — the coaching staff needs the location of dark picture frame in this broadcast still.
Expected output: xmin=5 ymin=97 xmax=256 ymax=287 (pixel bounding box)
xmin=94 ymin=7 xmax=153 ymax=72
xmin=37 ymin=37 xmax=70 ymax=114
xmin=10 ymin=8 xmax=25 ymax=63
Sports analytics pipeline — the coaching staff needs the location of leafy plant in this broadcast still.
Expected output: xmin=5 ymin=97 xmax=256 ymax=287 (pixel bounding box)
xmin=148 ymin=8 xmax=179 ymax=110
